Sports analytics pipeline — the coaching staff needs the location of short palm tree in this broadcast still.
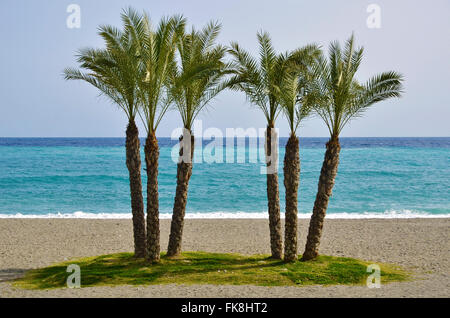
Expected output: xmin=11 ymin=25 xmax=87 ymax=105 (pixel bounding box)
xmin=63 ymin=12 xmax=147 ymax=258
xmin=278 ymin=51 xmax=319 ymax=262
xmin=122 ymin=9 xmax=186 ymax=262
xmin=228 ymin=32 xmax=319 ymax=259
xmin=166 ymin=22 xmax=231 ymax=257
xmin=302 ymin=34 xmax=404 ymax=261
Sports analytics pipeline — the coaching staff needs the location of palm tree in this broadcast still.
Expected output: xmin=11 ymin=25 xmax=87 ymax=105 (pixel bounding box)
xmin=63 ymin=12 xmax=147 ymax=258
xmin=278 ymin=49 xmax=319 ymax=262
xmin=122 ymin=9 xmax=186 ymax=262
xmin=228 ymin=32 xmax=319 ymax=259
xmin=166 ymin=22 xmax=231 ymax=257
xmin=302 ymin=34 xmax=404 ymax=261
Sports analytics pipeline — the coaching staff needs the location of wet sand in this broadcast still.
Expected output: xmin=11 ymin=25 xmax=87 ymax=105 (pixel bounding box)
xmin=0 ymin=218 xmax=448 ymax=297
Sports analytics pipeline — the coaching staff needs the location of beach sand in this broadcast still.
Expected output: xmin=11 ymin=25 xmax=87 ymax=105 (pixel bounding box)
xmin=0 ymin=218 xmax=448 ymax=297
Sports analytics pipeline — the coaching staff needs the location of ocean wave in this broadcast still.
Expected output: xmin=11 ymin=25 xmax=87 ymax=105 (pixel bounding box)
xmin=0 ymin=210 xmax=448 ymax=219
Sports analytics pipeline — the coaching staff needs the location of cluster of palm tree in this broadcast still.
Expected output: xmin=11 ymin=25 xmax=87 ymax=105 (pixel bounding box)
xmin=64 ymin=7 xmax=403 ymax=263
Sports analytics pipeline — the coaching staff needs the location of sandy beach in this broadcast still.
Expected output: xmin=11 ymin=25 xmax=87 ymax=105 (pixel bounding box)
xmin=0 ymin=218 xmax=448 ymax=298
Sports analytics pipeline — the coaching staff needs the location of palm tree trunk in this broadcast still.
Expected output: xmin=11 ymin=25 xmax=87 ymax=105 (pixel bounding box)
xmin=266 ymin=126 xmax=283 ymax=259
xmin=167 ymin=134 xmax=195 ymax=257
xmin=144 ymin=131 xmax=160 ymax=262
xmin=125 ymin=119 xmax=146 ymax=258
xmin=302 ymin=137 xmax=341 ymax=261
xmin=283 ymin=134 xmax=300 ymax=262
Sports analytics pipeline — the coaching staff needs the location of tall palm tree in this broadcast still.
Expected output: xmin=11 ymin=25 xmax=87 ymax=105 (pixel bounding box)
xmin=228 ymin=32 xmax=319 ymax=259
xmin=63 ymin=12 xmax=147 ymax=258
xmin=122 ymin=9 xmax=186 ymax=262
xmin=278 ymin=49 xmax=319 ymax=262
xmin=302 ymin=34 xmax=404 ymax=261
xmin=166 ymin=22 xmax=231 ymax=257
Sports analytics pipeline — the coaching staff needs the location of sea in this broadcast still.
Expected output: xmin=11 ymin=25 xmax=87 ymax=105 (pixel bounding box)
xmin=0 ymin=137 xmax=449 ymax=219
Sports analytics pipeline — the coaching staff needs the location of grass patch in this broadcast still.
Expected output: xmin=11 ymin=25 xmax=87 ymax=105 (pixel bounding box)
xmin=14 ymin=252 xmax=409 ymax=289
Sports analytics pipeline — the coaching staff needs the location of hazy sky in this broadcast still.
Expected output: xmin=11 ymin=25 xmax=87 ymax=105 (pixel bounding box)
xmin=1 ymin=0 xmax=449 ymax=137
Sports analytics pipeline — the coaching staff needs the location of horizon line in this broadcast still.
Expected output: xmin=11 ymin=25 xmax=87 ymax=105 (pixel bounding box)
xmin=0 ymin=136 xmax=449 ymax=139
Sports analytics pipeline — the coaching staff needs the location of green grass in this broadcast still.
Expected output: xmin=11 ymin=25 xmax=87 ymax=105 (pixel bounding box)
xmin=14 ymin=252 xmax=409 ymax=289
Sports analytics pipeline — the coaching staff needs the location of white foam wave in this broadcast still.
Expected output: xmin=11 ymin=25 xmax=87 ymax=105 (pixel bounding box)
xmin=0 ymin=210 xmax=448 ymax=219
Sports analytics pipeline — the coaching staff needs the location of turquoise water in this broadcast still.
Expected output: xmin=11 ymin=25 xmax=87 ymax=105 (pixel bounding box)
xmin=0 ymin=138 xmax=449 ymax=218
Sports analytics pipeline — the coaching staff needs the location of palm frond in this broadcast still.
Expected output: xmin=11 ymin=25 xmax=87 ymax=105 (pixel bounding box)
xmin=230 ymin=32 xmax=321 ymax=131
xmin=166 ymin=22 xmax=230 ymax=130
xmin=307 ymin=34 xmax=404 ymax=138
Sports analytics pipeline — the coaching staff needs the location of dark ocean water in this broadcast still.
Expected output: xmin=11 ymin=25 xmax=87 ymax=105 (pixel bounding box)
xmin=1 ymin=137 xmax=449 ymax=148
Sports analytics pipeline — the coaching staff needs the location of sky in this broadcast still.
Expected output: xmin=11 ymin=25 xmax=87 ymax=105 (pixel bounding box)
xmin=0 ymin=0 xmax=449 ymax=137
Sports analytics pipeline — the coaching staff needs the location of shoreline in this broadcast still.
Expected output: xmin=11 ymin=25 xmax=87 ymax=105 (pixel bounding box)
xmin=1 ymin=211 xmax=449 ymax=219
xmin=1 ymin=218 xmax=448 ymax=297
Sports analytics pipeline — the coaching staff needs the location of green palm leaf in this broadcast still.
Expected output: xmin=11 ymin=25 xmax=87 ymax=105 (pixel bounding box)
xmin=309 ymin=35 xmax=404 ymax=138
xmin=63 ymin=10 xmax=143 ymax=120
xmin=229 ymin=31 xmax=321 ymax=131
xmin=167 ymin=21 xmax=230 ymax=130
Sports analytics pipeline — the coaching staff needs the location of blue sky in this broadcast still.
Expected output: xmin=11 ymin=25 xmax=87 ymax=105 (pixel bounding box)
xmin=0 ymin=0 xmax=449 ymax=137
